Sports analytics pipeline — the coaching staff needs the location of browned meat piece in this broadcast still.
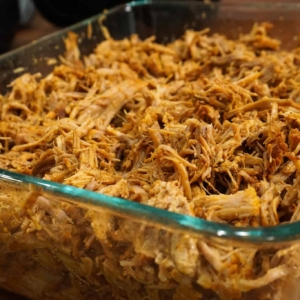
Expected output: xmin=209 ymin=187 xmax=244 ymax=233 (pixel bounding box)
xmin=192 ymin=187 xmax=260 ymax=224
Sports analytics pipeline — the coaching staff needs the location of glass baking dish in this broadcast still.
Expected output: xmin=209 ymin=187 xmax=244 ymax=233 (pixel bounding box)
xmin=1 ymin=1 xmax=300 ymax=299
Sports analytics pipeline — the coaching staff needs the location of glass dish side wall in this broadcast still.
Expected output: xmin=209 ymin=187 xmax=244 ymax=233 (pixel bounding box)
xmin=1 ymin=171 xmax=300 ymax=300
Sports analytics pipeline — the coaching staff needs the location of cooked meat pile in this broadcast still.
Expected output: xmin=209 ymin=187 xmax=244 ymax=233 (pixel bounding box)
xmin=1 ymin=23 xmax=300 ymax=300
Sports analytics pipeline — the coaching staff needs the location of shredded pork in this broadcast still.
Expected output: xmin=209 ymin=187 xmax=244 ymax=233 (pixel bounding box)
xmin=1 ymin=23 xmax=300 ymax=299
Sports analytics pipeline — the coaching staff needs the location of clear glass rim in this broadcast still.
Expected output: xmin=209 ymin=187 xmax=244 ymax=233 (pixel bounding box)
xmin=1 ymin=167 xmax=300 ymax=243
xmin=1 ymin=0 xmax=300 ymax=243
